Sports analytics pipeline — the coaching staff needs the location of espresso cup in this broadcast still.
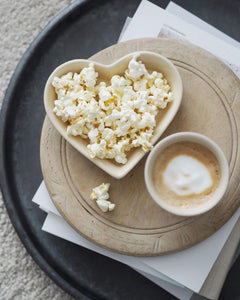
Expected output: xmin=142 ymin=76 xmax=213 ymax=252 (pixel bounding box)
xmin=144 ymin=132 xmax=229 ymax=216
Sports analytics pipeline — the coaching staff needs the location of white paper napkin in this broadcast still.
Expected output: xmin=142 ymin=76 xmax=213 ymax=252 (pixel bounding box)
xmin=166 ymin=1 xmax=240 ymax=49
xmin=33 ymin=182 xmax=240 ymax=294
xmin=121 ymin=0 xmax=240 ymax=73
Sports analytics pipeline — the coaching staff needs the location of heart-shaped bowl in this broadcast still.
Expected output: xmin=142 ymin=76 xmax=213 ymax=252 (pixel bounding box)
xmin=44 ymin=51 xmax=183 ymax=179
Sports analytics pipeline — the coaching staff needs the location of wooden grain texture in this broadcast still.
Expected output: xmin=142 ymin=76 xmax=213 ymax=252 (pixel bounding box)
xmin=40 ymin=38 xmax=240 ymax=256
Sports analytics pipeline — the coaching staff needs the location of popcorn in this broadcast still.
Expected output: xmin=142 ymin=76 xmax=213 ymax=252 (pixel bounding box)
xmin=87 ymin=140 xmax=107 ymax=159
xmin=96 ymin=200 xmax=115 ymax=213
xmin=90 ymin=183 xmax=115 ymax=212
xmin=79 ymin=62 xmax=98 ymax=88
xmin=125 ymin=55 xmax=147 ymax=79
xmin=88 ymin=128 xmax=99 ymax=143
xmin=52 ymin=55 xmax=173 ymax=164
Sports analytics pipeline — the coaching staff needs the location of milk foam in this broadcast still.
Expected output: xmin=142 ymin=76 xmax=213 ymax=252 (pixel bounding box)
xmin=163 ymin=155 xmax=213 ymax=196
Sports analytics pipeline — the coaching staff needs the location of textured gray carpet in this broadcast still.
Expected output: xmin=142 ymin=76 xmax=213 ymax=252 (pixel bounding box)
xmin=0 ymin=1 xmax=75 ymax=299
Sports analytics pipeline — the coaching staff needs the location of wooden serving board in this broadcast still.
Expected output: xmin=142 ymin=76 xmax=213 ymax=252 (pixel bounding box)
xmin=40 ymin=38 xmax=240 ymax=256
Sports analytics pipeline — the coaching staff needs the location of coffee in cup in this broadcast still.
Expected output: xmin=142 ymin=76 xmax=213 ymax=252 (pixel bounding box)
xmin=144 ymin=132 xmax=229 ymax=216
xmin=152 ymin=141 xmax=221 ymax=209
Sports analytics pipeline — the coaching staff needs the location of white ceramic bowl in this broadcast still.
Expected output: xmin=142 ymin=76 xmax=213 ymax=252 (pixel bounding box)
xmin=144 ymin=132 xmax=229 ymax=216
xmin=44 ymin=51 xmax=183 ymax=179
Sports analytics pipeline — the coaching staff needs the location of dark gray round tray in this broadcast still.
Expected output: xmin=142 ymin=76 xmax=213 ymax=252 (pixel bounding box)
xmin=0 ymin=0 xmax=240 ymax=299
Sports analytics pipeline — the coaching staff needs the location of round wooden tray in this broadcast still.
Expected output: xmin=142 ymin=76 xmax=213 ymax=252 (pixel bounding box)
xmin=41 ymin=38 xmax=240 ymax=256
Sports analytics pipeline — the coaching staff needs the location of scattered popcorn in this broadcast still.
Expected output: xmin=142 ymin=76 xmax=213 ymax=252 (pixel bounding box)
xmin=96 ymin=200 xmax=115 ymax=213
xmin=90 ymin=183 xmax=115 ymax=212
xmin=52 ymin=55 xmax=173 ymax=164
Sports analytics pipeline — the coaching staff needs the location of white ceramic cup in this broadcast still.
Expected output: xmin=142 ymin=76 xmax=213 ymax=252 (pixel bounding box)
xmin=144 ymin=132 xmax=229 ymax=216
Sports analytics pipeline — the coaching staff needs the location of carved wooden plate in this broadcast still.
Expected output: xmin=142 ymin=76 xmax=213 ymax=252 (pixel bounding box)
xmin=40 ymin=38 xmax=240 ymax=256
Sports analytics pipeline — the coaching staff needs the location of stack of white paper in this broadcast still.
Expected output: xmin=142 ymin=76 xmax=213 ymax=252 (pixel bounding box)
xmin=33 ymin=1 xmax=240 ymax=299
